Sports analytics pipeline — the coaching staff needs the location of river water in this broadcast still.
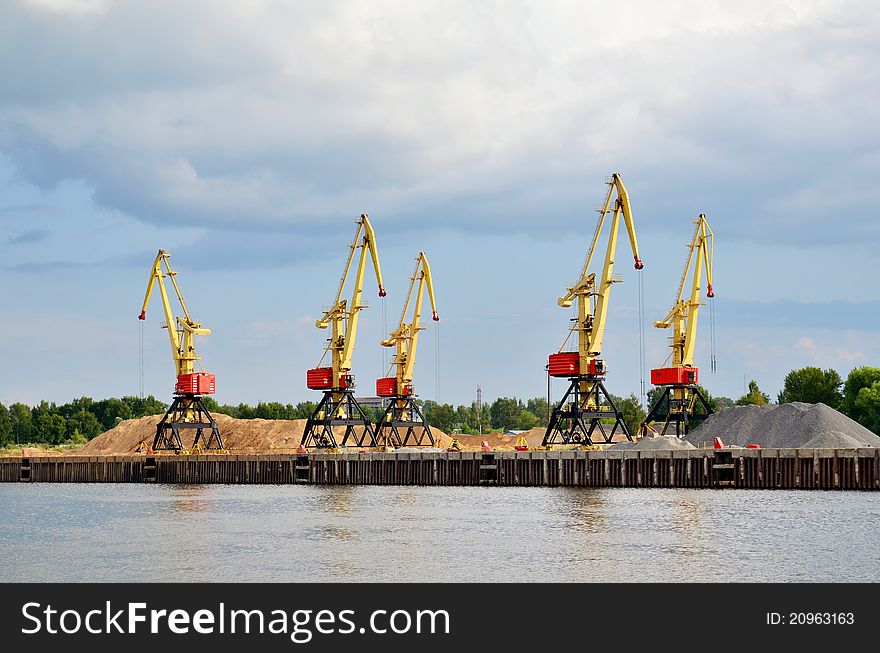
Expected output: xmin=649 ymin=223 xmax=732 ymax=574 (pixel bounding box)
xmin=1 ymin=484 xmax=877 ymax=582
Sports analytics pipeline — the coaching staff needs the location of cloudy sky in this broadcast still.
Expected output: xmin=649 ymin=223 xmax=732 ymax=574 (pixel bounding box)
xmin=1 ymin=0 xmax=878 ymax=409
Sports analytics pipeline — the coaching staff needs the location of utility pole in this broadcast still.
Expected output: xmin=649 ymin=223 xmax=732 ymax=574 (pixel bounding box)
xmin=476 ymin=385 xmax=483 ymax=434
xmin=546 ymin=364 xmax=551 ymax=424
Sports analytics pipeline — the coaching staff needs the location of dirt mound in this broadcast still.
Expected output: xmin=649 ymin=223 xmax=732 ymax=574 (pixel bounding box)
xmin=685 ymin=402 xmax=880 ymax=449
xmin=443 ymin=432 xmax=513 ymax=450
xmin=514 ymin=426 xmax=630 ymax=448
xmin=81 ymin=414 xmax=450 ymax=454
xmin=518 ymin=427 xmax=547 ymax=447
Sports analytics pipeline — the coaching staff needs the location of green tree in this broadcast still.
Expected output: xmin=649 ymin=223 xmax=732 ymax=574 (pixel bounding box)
xmin=525 ymin=397 xmax=550 ymax=427
xmin=851 ymin=383 xmax=880 ymax=435
xmin=34 ymin=412 xmax=67 ymax=444
xmin=714 ymin=396 xmax=735 ymax=411
xmin=516 ymin=410 xmax=538 ymax=430
xmin=646 ymin=384 xmax=718 ymax=415
xmin=201 ymin=397 xmax=222 ymax=413
xmin=128 ymin=395 xmax=167 ymax=417
xmin=67 ymin=409 xmax=104 ymax=440
xmin=841 ymin=367 xmax=880 ymax=434
xmin=490 ymin=397 xmax=521 ymax=432
xmin=423 ymin=402 xmax=455 ymax=433
xmin=57 ymin=396 xmax=94 ymax=420
xmin=294 ymin=401 xmax=317 ymax=419
xmin=360 ymin=405 xmax=383 ymax=424
xmin=237 ymin=403 xmax=256 ymax=419
xmin=618 ymin=393 xmax=647 ymax=436
xmin=254 ymin=402 xmax=287 ymax=419
xmin=736 ymin=380 xmax=770 ymax=406
xmin=92 ymin=398 xmax=133 ymax=431
xmin=9 ymin=403 xmax=33 ymax=444
xmin=0 ymin=403 xmax=11 ymax=446
xmin=777 ymin=367 xmax=843 ymax=408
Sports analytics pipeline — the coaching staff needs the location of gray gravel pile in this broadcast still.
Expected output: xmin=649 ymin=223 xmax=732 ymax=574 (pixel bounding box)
xmin=607 ymin=436 xmax=695 ymax=451
xmin=684 ymin=402 xmax=880 ymax=449
xmin=802 ymin=431 xmax=871 ymax=449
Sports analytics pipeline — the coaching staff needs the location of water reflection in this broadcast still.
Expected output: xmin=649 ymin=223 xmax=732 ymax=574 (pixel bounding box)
xmin=1 ymin=485 xmax=877 ymax=583
xmin=167 ymin=484 xmax=216 ymax=514
xmin=310 ymin=485 xmax=355 ymax=514
xmin=558 ymin=487 xmax=608 ymax=535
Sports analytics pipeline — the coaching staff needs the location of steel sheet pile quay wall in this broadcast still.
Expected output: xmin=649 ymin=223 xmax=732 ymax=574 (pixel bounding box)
xmin=14 ymin=456 xmax=146 ymax=483
xmin=1 ymin=449 xmax=878 ymax=489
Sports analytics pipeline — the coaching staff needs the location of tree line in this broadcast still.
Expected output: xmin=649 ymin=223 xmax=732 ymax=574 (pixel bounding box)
xmin=2 ymin=365 xmax=877 ymax=447
xmin=0 ymin=396 xmax=167 ymax=447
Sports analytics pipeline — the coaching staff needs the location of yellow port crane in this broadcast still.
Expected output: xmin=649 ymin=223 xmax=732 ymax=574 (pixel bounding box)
xmin=543 ymin=173 xmax=644 ymax=446
xmin=374 ymin=251 xmax=439 ymax=447
xmin=302 ymin=214 xmax=386 ymax=448
xmin=642 ymin=214 xmax=715 ymax=437
xmin=138 ymin=249 xmax=222 ymax=451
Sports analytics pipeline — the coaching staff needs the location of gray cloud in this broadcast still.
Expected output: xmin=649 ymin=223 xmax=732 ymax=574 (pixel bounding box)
xmin=0 ymin=1 xmax=877 ymax=245
xmin=7 ymin=228 xmax=49 ymax=245
xmin=5 ymin=259 xmax=86 ymax=273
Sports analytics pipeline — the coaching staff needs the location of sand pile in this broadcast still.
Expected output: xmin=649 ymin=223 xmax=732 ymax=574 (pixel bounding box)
xmin=80 ymin=414 xmax=451 ymax=454
xmin=518 ymin=427 xmax=548 ymax=447
xmin=513 ymin=426 xmax=631 ymax=448
xmin=684 ymin=402 xmax=880 ymax=449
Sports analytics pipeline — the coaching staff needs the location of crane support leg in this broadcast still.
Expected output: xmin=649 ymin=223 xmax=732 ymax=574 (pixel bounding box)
xmin=643 ymin=385 xmax=713 ymax=438
xmin=301 ymin=390 xmax=379 ymax=449
xmin=153 ymin=395 xmax=223 ymax=452
xmin=374 ymin=397 xmax=435 ymax=448
xmin=543 ymin=377 xmax=631 ymax=446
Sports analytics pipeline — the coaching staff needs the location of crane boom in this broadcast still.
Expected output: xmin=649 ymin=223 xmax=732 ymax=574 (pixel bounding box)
xmin=313 ymin=214 xmax=386 ymax=389
xmin=544 ymin=172 xmax=644 ymax=446
xmin=653 ymin=214 xmax=714 ymax=371
xmin=374 ymin=252 xmax=440 ymax=448
xmin=642 ymin=214 xmax=715 ymax=438
xmin=555 ymin=173 xmax=643 ymax=369
xmin=138 ymin=249 xmax=211 ymax=381
xmin=302 ymin=214 xmax=387 ymax=449
xmin=379 ymin=252 xmax=439 ymax=394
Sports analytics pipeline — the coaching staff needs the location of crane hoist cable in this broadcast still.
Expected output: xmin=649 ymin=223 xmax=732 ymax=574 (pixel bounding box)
xmin=139 ymin=318 xmax=144 ymax=399
xmin=435 ymin=317 xmax=440 ymax=403
xmin=638 ymin=267 xmax=647 ymax=408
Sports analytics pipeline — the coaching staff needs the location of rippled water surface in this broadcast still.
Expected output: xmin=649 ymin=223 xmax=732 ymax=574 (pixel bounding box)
xmin=1 ymin=484 xmax=878 ymax=582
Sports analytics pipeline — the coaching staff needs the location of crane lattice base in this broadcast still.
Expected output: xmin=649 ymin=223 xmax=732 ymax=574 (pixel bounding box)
xmin=375 ymin=397 xmax=435 ymax=448
xmin=301 ymin=390 xmax=379 ymax=449
xmin=643 ymin=385 xmax=713 ymax=438
xmin=153 ymin=395 xmax=223 ymax=452
xmin=543 ymin=378 xmax=631 ymax=446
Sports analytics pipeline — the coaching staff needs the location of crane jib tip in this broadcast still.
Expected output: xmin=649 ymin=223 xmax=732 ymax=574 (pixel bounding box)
xmin=138 ymin=311 xmax=146 ymax=320
xmin=634 ymin=256 xmax=644 ymax=270
xmin=379 ymin=286 xmax=387 ymax=297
